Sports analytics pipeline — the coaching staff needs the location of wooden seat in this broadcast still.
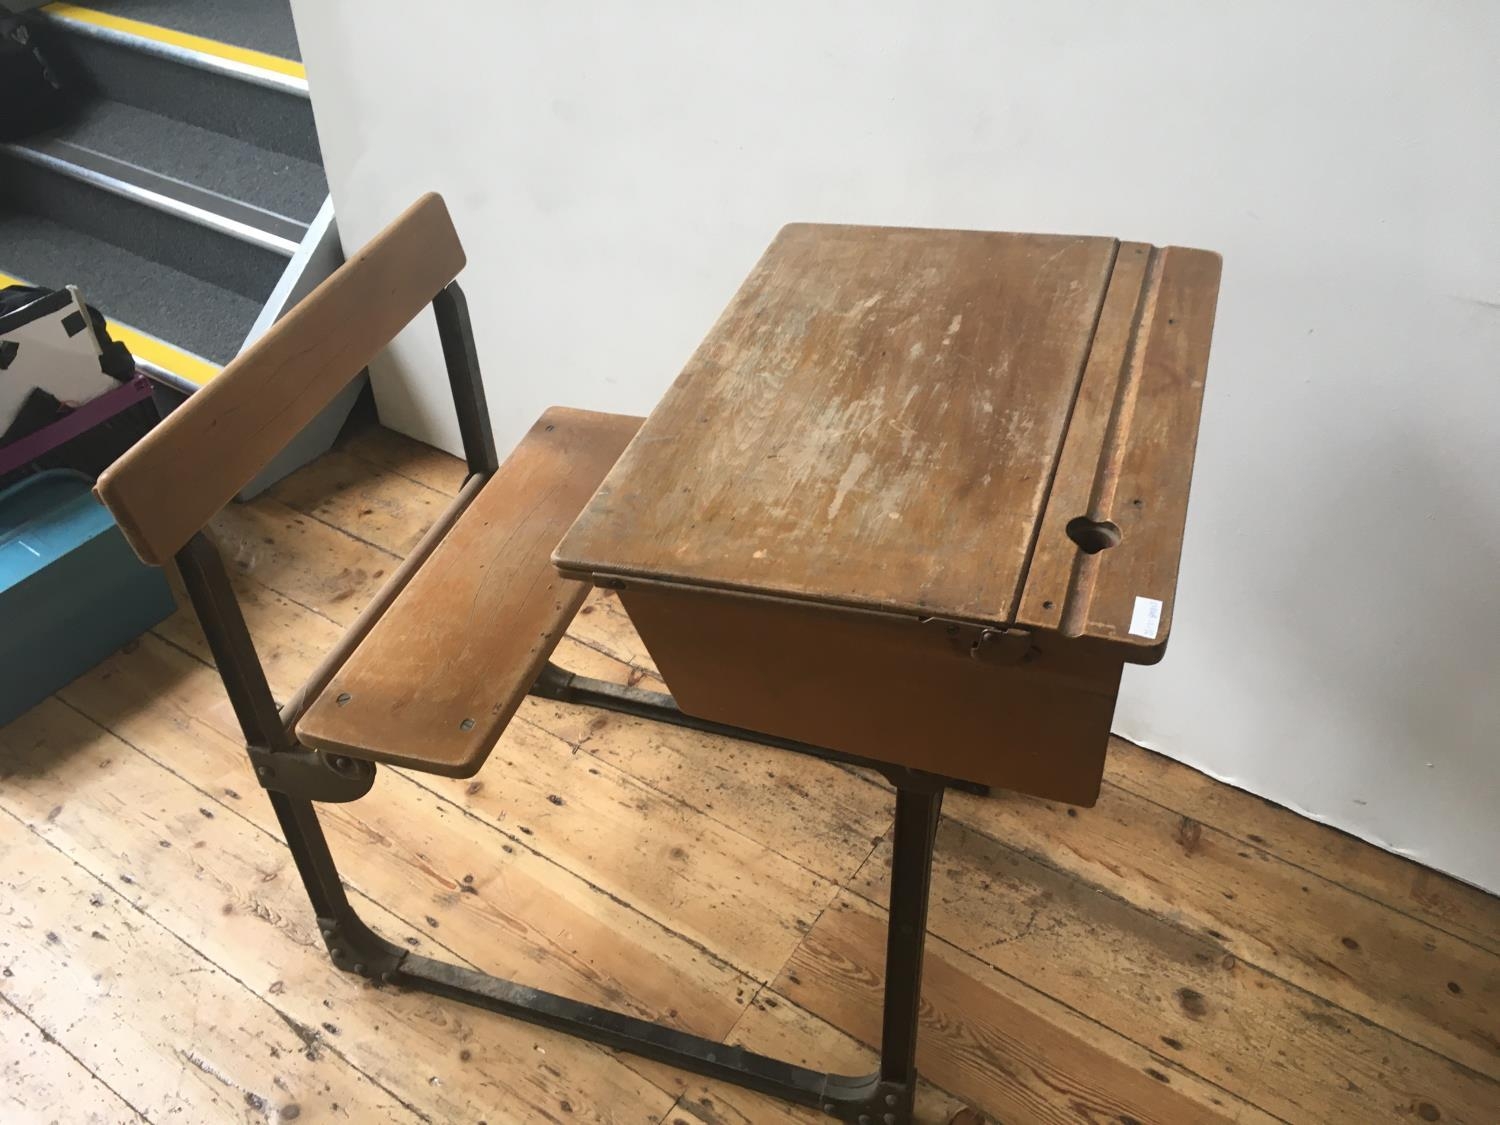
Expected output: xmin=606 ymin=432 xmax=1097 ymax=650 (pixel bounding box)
xmin=294 ymin=406 xmax=642 ymax=777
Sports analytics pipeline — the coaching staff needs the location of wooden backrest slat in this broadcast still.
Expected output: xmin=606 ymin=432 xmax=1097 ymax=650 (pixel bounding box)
xmin=96 ymin=192 xmax=465 ymax=565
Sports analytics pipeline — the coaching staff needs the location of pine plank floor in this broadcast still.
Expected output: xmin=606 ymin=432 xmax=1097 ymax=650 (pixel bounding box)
xmin=2 ymin=419 xmax=1497 ymax=1124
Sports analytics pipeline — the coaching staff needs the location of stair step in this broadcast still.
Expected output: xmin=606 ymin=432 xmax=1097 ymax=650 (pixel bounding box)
xmin=1 ymin=145 xmax=297 ymax=302
xmin=25 ymin=98 xmax=326 ymax=229
xmin=51 ymin=0 xmax=303 ymax=62
xmin=4 ymin=2 xmax=356 ymax=492
xmin=42 ymin=7 xmax=319 ymax=163
xmin=0 ymin=213 xmax=259 ymax=369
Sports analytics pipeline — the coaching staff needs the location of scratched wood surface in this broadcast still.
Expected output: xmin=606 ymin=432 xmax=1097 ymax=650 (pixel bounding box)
xmin=1015 ymin=243 xmax=1221 ymax=657
xmin=296 ymin=407 xmax=641 ymax=776
xmin=4 ymin=418 xmax=1497 ymax=1124
xmin=555 ymin=223 xmax=1222 ymax=659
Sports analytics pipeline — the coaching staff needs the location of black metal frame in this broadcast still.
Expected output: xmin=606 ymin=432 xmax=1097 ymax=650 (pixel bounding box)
xmin=171 ymin=280 xmax=960 ymax=1122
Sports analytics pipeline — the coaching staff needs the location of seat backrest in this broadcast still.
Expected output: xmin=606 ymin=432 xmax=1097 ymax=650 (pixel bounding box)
xmin=96 ymin=192 xmax=466 ymax=566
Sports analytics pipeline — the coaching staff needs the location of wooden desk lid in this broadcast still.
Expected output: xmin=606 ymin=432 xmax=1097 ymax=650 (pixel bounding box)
xmin=555 ymin=223 xmax=1221 ymax=659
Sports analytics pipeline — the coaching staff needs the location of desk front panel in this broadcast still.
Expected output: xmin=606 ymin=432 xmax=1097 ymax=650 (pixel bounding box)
xmin=616 ymin=581 xmax=1123 ymax=805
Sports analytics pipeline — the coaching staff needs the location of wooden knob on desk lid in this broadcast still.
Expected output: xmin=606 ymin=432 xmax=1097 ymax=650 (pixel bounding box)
xmin=1064 ymin=515 xmax=1123 ymax=555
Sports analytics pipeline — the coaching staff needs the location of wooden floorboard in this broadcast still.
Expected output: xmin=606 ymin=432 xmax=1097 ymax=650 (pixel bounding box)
xmin=0 ymin=993 xmax=145 ymax=1125
xmin=850 ymin=812 xmax=1495 ymax=1123
xmin=937 ymin=788 xmax=1496 ymax=1080
xmin=3 ymin=419 xmax=1498 ymax=1124
xmin=2 ymin=698 xmax=670 ymax=1123
xmin=1102 ymin=740 xmax=1500 ymax=956
xmin=0 ymin=805 xmax=421 ymax=1123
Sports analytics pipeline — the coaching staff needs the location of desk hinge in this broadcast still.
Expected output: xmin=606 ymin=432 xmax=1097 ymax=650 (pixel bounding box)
xmin=248 ymin=747 xmax=376 ymax=803
xmin=925 ymin=618 xmax=1036 ymax=666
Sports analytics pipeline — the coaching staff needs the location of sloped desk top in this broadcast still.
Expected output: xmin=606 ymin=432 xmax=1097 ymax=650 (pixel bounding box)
xmin=555 ymin=222 xmax=1221 ymax=664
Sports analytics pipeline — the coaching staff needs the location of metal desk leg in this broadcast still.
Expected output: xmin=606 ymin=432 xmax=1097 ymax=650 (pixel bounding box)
xmin=265 ymin=768 xmax=943 ymax=1123
xmin=178 ymin=536 xmax=949 ymax=1121
xmin=878 ymin=784 xmax=942 ymax=1111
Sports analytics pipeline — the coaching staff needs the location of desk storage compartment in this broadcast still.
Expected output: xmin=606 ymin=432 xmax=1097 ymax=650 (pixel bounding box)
xmin=617 ymin=581 xmax=1123 ymax=805
xmin=555 ymin=224 xmax=1223 ymax=808
xmin=0 ymin=470 xmax=175 ymax=727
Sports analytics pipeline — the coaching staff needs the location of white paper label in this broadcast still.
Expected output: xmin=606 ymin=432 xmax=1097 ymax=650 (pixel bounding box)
xmin=1129 ymin=596 xmax=1163 ymax=639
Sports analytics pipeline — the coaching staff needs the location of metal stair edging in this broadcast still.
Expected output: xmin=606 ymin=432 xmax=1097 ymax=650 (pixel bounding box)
xmin=39 ymin=4 xmax=309 ymax=96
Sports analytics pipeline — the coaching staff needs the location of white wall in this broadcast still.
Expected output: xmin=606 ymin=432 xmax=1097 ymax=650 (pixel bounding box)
xmin=290 ymin=1 xmax=1500 ymax=893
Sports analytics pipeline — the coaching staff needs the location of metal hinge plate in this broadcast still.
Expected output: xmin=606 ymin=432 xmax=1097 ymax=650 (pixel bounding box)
xmin=249 ymin=747 xmax=376 ymax=803
xmin=924 ymin=618 xmax=1036 ymax=665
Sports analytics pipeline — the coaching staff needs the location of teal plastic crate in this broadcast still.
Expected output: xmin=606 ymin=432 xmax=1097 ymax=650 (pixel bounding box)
xmin=0 ymin=469 xmax=175 ymax=727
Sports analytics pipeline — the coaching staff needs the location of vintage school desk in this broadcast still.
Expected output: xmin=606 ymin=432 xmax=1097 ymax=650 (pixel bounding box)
xmin=95 ymin=196 xmax=1220 ymax=1125
xmin=551 ymin=223 xmax=1222 ymax=1119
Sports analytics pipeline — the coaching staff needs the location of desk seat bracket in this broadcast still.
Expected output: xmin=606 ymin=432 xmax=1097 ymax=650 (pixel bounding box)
xmin=248 ymin=746 xmax=376 ymax=804
xmin=175 ymin=535 xmax=378 ymax=806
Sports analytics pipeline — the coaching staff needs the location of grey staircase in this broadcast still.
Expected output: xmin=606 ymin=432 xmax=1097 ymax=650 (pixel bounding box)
xmin=0 ymin=0 xmax=353 ymax=492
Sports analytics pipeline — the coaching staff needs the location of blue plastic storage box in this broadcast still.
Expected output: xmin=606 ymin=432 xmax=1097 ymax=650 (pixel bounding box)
xmin=0 ymin=469 xmax=175 ymax=727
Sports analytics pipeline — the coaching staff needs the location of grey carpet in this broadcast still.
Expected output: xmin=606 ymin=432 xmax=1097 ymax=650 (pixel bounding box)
xmin=47 ymin=99 xmax=327 ymax=224
xmin=57 ymin=34 xmax=322 ymax=163
xmin=0 ymin=213 xmax=259 ymax=364
xmin=3 ymin=156 xmax=290 ymax=300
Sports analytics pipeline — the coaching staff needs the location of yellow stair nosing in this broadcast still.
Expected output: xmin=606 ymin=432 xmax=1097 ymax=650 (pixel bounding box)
xmin=41 ymin=3 xmax=307 ymax=84
xmin=0 ymin=269 xmax=220 ymax=387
